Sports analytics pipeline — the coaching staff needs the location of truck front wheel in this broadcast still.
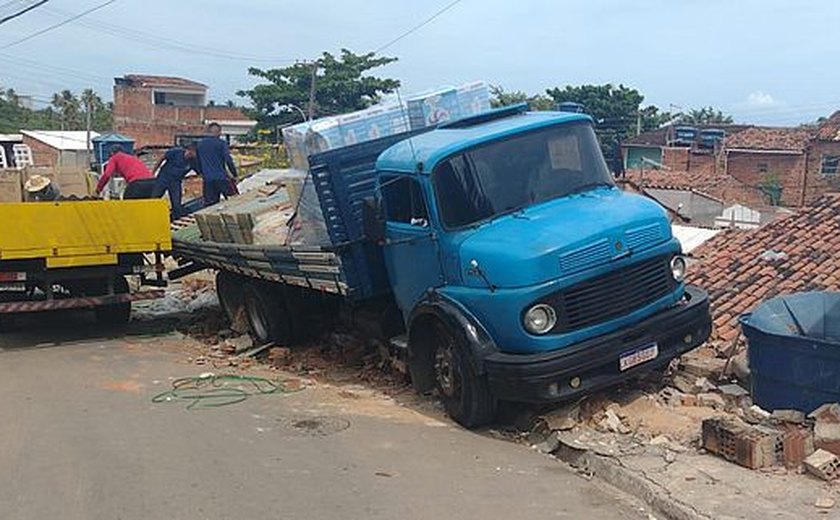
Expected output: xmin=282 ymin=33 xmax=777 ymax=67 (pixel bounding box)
xmin=429 ymin=321 xmax=497 ymax=428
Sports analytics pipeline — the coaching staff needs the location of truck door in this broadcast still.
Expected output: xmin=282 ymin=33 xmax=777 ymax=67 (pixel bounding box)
xmin=380 ymin=175 xmax=443 ymax=315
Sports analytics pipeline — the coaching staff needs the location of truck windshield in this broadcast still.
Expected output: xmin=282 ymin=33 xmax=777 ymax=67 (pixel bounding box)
xmin=432 ymin=122 xmax=614 ymax=229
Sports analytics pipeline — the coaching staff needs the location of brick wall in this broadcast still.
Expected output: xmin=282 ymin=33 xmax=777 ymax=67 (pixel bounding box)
xmin=662 ymin=147 xmax=689 ymax=170
xmin=22 ymin=135 xmax=59 ymax=168
xmin=803 ymin=141 xmax=840 ymax=205
xmin=114 ymin=84 xmax=251 ymax=148
xmin=725 ymin=151 xmax=805 ymax=206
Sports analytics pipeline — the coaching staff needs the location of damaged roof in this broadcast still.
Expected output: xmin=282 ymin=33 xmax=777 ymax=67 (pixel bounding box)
xmin=723 ymin=126 xmax=814 ymax=152
xmin=623 ymin=166 xmax=767 ymax=207
xmin=687 ymin=194 xmax=840 ymax=344
xmin=117 ymin=74 xmax=207 ymax=91
xmin=624 ymin=124 xmax=751 ymax=147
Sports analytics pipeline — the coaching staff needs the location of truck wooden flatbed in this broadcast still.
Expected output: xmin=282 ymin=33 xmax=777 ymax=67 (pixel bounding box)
xmin=0 ymin=199 xmax=171 ymax=324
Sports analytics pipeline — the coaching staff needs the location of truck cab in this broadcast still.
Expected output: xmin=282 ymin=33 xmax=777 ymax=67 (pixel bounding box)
xmin=372 ymin=106 xmax=711 ymax=426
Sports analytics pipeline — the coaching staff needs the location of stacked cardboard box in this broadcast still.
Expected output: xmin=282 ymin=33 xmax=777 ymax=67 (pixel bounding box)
xmin=406 ymin=81 xmax=491 ymax=130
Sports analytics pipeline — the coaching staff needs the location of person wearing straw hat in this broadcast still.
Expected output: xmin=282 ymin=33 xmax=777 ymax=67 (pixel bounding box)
xmin=24 ymin=174 xmax=59 ymax=201
xmin=95 ymin=145 xmax=155 ymax=199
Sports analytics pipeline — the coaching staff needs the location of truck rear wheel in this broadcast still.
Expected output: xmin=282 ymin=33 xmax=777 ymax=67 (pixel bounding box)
xmin=430 ymin=321 xmax=498 ymax=428
xmin=94 ymin=276 xmax=131 ymax=326
xmin=216 ymin=271 xmax=244 ymax=325
xmin=242 ymin=282 xmax=292 ymax=345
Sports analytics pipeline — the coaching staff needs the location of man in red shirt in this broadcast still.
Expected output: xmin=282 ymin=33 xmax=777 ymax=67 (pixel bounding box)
xmin=96 ymin=145 xmax=155 ymax=198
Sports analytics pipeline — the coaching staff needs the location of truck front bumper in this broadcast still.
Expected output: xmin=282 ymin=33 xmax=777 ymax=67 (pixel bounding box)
xmin=483 ymin=285 xmax=711 ymax=403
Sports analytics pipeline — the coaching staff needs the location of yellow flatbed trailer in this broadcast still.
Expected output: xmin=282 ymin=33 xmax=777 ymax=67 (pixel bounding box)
xmin=0 ymin=199 xmax=172 ymax=325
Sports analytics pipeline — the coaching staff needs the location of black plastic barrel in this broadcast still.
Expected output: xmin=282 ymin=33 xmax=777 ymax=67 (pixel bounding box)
xmin=740 ymin=291 xmax=840 ymax=413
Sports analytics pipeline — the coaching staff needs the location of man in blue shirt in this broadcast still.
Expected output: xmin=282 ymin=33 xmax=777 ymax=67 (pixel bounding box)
xmin=195 ymin=122 xmax=239 ymax=206
xmin=152 ymin=143 xmax=197 ymax=219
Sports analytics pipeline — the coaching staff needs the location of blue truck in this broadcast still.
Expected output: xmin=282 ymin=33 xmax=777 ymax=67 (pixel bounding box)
xmin=172 ymin=104 xmax=712 ymax=427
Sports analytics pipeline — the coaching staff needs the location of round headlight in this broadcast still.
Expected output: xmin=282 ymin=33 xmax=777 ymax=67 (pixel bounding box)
xmin=670 ymin=256 xmax=687 ymax=282
xmin=524 ymin=304 xmax=557 ymax=335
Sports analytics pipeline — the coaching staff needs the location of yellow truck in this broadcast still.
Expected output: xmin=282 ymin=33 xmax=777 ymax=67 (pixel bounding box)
xmin=0 ymin=199 xmax=171 ymax=325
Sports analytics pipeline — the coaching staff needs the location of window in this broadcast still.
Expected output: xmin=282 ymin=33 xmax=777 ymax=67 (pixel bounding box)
xmin=153 ymin=91 xmax=167 ymax=105
xmin=381 ymin=176 xmax=429 ymax=227
xmin=757 ymin=162 xmax=768 ymax=174
xmin=433 ymin=122 xmax=614 ymax=229
xmin=821 ymin=155 xmax=840 ymax=176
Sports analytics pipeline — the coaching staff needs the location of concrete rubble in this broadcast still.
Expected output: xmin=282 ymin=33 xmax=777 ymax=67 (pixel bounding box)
xmin=526 ymin=347 xmax=840 ymax=518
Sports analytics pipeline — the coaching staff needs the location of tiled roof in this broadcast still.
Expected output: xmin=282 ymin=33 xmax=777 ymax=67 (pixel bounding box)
xmin=723 ymin=126 xmax=813 ymax=152
xmin=119 ymin=74 xmax=207 ymax=90
xmin=624 ymin=125 xmax=752 ymax=147
xmin=815 ymin=111 xmax=840 ymax=141
xmin=623 ymin=166 xmax=767 ymax=207
xmin=687 ymin=194 xmax=840 ymax=345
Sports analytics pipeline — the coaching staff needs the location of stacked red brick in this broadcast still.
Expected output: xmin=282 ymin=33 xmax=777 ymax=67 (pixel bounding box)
xmin=687 ymin=194 xmax=840 ymax=344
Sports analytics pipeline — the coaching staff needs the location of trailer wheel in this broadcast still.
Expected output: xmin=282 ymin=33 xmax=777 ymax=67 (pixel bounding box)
xmin=242 ymin=282 xmax=292 ymax=345
xmin=216 ymin=271 xmax=245 ymax=325
xmin=429 ymin=321 xmax=498 ymax=428
xmin=94 ymin=276 xmax=131 ymax=326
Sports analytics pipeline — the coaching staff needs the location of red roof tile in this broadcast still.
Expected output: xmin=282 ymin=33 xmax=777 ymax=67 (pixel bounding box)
xmin=687 ymin=194 xmax=840 ymax=345
xmin=723 ymin=126 xmax=813 ymax=152
xmin=815 ymin=111 xmax=840 ymax=141
xmin=623 ymin=165 xmax=767 ymax=207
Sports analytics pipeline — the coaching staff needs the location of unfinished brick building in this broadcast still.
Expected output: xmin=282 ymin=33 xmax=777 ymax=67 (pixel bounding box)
xmin=112 ymin=74 xmax=255 ymax=148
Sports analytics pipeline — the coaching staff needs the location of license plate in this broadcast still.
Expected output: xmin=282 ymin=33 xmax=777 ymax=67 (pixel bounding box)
xmin=0 ymin=272 xmax=25 ymax=282
xmin=619 ymin=343 xmax=659 ymax=372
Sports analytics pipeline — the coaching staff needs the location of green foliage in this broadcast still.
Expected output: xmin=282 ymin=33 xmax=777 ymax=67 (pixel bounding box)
xmin=489 ymin=85 xmax=553 ymax=111
xmin=758 ymin=171 xmax=783 ymax=206
xmin=681 ymin=106 xmax=734 ymax=125
xmin=238 ymin=49 xmax=401 ymax=142
xmin=0 ymin=87 xmax=111 ymax=133
xmin=545 ymin=84 xmax=671 ymax=169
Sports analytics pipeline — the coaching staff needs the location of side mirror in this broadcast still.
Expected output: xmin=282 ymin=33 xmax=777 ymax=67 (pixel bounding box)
xmin=362 ymin=196 xmax=385 ymax=244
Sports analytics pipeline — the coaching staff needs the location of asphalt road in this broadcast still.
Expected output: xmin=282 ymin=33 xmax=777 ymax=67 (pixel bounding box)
xmin=0 ymin=312 xmax=646 ymax=520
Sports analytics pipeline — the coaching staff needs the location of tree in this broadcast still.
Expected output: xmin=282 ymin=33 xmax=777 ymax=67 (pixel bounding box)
xmin=681 ymin=106 xmax=734 ymax=125
xmin=51 ymin=90 xmax=83 ymax=130
xmin=489 ymin=85 xmax=554 ymax=111
xmin=80 ymin=88 xmax=112 ymax=131
xmin=545 ymin=84 xmax=671 ymax=168
xmin=238 ymin=49 xmax=401 ymax=142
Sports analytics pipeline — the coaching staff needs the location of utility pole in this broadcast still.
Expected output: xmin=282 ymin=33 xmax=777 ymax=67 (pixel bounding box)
xmin=85 ymin=95 xmax=92 ymax=158
xmin=307 ymin=61 xmax=317 ymax=121
xmin=636 ymin=109 xmax=642 ymax=136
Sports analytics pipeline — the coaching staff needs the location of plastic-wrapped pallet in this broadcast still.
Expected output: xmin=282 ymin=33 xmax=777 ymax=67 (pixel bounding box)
xmin=286 ymin=174 xmax=330 ymax=247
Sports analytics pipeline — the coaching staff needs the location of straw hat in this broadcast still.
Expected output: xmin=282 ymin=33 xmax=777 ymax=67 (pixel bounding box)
xmin=24 ymin=175 xmax=52 ymax=193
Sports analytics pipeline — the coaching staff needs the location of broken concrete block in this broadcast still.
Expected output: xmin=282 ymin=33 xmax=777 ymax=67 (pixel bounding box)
xmin=541 ymin=404 xmax=580 ymax=432
xmin=681 ymin=394 xmax=698 ymax=407
xmin=226 ymin=335 xmax=254 ymax=353
xmin=535 ymin=433 xmax=560 ymax=454
xmin=702 ymin=417 xmax=778 ymax=469
xmin=671 ymin=373 xmax=698 ymax=394
xmin=268 ymin=346 xmax=292 ymax=367
xmin=679 ymin=355 xmax=727 ymax=379
xmin=778 ymin=424 xmax=815 ymax=469
xmin=814 ymin=422 xmax=840 ymax=456
xmin=599 ymin=409 xmax=631 ymax=434
xmin=804 ymin=449 xmax=840 ymax=481
xmin=809 ymin=403 xmax=840 ymax=424
xmin=658 ymin=386 xmax=685 ymax=407
xmin=718 ymin=383 xmax=749 ymax=398
xmin=771 ymin=409 xmax=806 ymax=424
xmin=697 ymin=392 xmax=726 ymax=410
xmin=728 ymin=352 xmax=750 ymax=384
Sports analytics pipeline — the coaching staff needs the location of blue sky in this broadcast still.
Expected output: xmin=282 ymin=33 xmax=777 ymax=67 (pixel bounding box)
xmin=1 ymin=0 xmax=838 ymax=125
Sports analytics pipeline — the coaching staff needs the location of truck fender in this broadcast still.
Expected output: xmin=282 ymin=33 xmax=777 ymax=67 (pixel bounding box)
xmin=407 ymin=295 xmax=498 ymax=391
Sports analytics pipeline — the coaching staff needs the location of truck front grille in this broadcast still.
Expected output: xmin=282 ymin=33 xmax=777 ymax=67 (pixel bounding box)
xmin=547 ymin=255 xmax=676 ymax=333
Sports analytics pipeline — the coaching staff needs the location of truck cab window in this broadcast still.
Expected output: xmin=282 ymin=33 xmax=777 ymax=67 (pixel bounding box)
xmin=382 ymin=176 xmax=429 ymax=227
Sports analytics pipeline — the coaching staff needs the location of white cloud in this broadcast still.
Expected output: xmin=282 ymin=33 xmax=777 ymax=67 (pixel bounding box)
xmin=744 ymin=91 xmax=779 ymax=107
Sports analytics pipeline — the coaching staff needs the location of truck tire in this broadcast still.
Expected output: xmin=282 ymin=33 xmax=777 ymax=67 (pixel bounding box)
xmin=430 ymin=320 xmax=498 ymax=428
xmin=216 ymin=271 xmax=244 ymax=324
xmin=94 ymin=276 xmax=131 ymax=326
xmin=242 ymin=282 xmax=292 ymax=345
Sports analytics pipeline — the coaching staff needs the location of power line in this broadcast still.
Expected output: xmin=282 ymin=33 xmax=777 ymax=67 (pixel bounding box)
xmin=42 ymin=5 xmax=293 ymax=63
xmin=0 ymin=0 xmax=117 ymax=51
xmin=0 ymin=0 xmax=49 ymax=26
xmin=375 ymin=0 xmax=464 ymax=53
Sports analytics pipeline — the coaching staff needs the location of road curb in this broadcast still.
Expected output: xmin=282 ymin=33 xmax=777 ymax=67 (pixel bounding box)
xmin=553 ymin=440 xmax=712 ymax=520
